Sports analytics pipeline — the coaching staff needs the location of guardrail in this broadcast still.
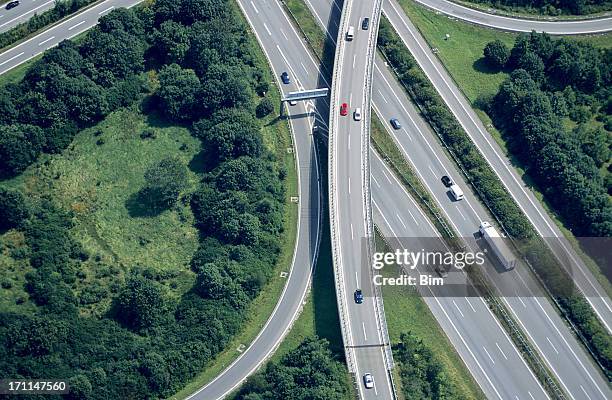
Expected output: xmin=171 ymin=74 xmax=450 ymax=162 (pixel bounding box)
xmin=362 ymin=0 xmax=396 ymax=380
xmin=328 ymin=0 xmax=397 ymax=398
xmin=328 ymin=0 xmax=357 ymax=376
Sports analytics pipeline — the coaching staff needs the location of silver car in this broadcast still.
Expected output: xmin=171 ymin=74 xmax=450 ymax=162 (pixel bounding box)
xmin=363 ymin=373 xmax=374 ymax=389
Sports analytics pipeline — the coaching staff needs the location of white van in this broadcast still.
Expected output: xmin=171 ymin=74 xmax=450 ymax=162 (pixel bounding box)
xmin=346 ymin=26 xmax=355 ymax=41
xmin=449 ymin=184 xmax=464 ymax=201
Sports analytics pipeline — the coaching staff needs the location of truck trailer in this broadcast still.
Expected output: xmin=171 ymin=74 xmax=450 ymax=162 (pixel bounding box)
xmin=479 ymin=221 xmax=517 ymax=270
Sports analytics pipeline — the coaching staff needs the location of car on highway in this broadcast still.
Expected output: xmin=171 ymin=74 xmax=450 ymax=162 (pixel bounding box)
xmin=280 ymin=71 xmax=290 ymax=84
xmin=346 ymin=26 xmax=355 ymax=41
xmin=363 ymin=373 xmax=374 ymax=389
xmin=5 ymin=1 xmax=19 ymax=9
xmin=353 ymin=107 xmax=362 ymax=121
xmin=435 ymin=265 xmax=449 ymax=278
xmin=362 ymin=18 xmax=370 ymax=30
xmin=441 ymin=175 xmax=453 ymax=187
xmin=390 ymin=118 xmax=401 ymax=130
xmin=340 ymin=103 xmax=348 ymax=116
xmin=449 ymin=183 xmax=464 ymax=201
xmin=289 ymin=99 xmax=297 ymax=106
xmin=354 ymin=289 xmax=363 ymax=304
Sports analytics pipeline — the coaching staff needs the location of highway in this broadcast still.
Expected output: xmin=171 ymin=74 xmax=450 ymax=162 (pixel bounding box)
xmin=0 ymin=0 xmax=57 ymax=34
xmin=412 ymin=0 xmax=612 ymax=34
xmin=383 ymin=0 xmax=612 ymax=334
xmin=240 ymin=2 xmax=549 ymax=399
xmin=305 ymin=0 xmax=612 ymax=399
xmin=328 ymin=0 xmax=397 ymax=398
xmin=0 ymin=0 xmax=132 ymax=75
xmin=0 ymin=0 xmax=608 ymax=399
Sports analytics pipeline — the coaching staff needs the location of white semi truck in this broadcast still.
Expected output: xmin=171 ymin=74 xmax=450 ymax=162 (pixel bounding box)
xmin=479 ymin=221 xmax=517 ymax=270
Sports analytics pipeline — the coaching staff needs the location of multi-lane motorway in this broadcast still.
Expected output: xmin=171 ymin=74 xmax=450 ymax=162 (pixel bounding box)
xmin=306 ymin=0 xmax=611 ymax=399
xmin=383 ymin=0 xmax=612 ymax=334
xmin=239 ymin=2 xmax=549 ymax=399
xmin=0 ymin=0 xmax=610 ymax=399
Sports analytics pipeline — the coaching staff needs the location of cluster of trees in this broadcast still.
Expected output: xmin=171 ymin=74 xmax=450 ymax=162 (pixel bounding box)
xmin=1 ymin=0 xmax=288 ymax=398
xmin=378 ymin=18 xmax=612 ymax=378
xmin=0 ymin=8 xmax=147 ymax=177
xmin=485 ymin=32 xmax=611 ymax=237
xmin=467 ymin=0 xmax=612 ymax=15
xmin=484 ymin=32 xmax=612 ymax=374
xmin=234 ymin=337 xmax=350 ymax=400
xmin=394 ymin=332 xmax=463 ymax=400
xmin=0 ymin=0 xmax=99 ymax=51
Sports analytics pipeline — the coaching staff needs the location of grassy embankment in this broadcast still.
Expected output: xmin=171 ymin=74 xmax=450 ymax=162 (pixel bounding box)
xmin=396 ymin=0 xmax=612 ymax=297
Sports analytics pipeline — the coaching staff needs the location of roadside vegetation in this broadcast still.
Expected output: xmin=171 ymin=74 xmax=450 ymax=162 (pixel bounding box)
xmin=377 ymin=15 xmax=612 ymax=379
xmin=233 ymin=336 xmax=350 ymax=400
xmin=0 ymin=0 xmax=304 ymax=398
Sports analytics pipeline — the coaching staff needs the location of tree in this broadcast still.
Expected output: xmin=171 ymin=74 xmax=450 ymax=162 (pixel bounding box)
xmin=80 ymin=29 xmax=146 ymax=83
xmin=255 ymin=97 xmax=274 ymax=118
xmin=192 ymin=109 xmax=263 ymax=165
xmin=156 ymin=63 xmax=202 ymax=121
xmin=153 ymin=21 xmax=191 ymax=65
xmin=483 ymin=40 xmax=509 ymax=69
xmin=116 ymin=275 xmax=169 ymax=331
xmin=142 ymin=156 xmax=189 ymax=209
xmin=0 ymin=188 xmax=28 ymax=232
xmin=0 ymin=123 xmax=45 ymax=175
xmin=517 ymin=51 xmax=545 ymax=83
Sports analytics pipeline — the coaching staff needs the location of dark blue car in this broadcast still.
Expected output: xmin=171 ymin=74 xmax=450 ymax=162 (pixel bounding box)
xmin=354 ymin=289 xmax=363 ymax=304
xmin=281 ymin=71 xmax=290 ymax=84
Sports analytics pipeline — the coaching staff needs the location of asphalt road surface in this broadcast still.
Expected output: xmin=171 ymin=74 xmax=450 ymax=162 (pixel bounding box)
xmin=0 ymin=0 xmax=56 ymax=34
xmin=413 ymin=0 xmax=612 ymax=34
xmin=308 ymin=0 xmax=611 ymax=398
xmin=384 ymin=0 xmax=612 ymax=336
xmin=328 ymin=0 xmax=397 ymax=398
xmin=240 ymin=2 xmax=548 ymax=399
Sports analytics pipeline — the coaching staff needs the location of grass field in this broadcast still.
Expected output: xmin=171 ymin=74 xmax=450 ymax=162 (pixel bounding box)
xmin=2 ymin=106 xmax=202 ymax=314
xmin=376 ymin=235 xmax=486 ymax=400
xmin=397 ymin=0 xmax=612 ymax=104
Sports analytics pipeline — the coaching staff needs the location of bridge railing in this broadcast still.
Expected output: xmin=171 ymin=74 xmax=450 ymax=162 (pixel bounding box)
xmin=328 ymin=0 xmax=357 ymax=376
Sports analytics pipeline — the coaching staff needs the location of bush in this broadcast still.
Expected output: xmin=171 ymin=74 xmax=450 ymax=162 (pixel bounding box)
xmin=483 ymin=40 xmax=510 ymax=69
xmin=255 ymin=97 xmax=274 ymax=118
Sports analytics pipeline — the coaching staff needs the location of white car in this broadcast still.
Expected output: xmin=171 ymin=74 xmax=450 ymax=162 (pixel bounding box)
xmin=353 ymin=108 xmax=362 ymax=121
xmin=289 ymin=100 xmax=297 ymax=106
xmin=363 ymin=373 xmax=374 ymax=389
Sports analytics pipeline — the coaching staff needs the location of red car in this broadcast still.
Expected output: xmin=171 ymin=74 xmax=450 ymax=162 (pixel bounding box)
xmin=340 ymin=103 xmax=348 ymax=116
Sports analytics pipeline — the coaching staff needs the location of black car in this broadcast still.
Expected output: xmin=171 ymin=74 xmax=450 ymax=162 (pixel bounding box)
xmin=354 ymin=289 xmax=363 ymax=304
xmin=390 ymin=118 xmax=401 ymax=130
xmin=441 ymin=175 xmax=453 ymax=187
xmin=5 ymin=1 xmax=19 ymax=10
xmin=281 ymin=71 xmax=290 ymax=84
xmin=361 ymin=18 xmax=370 ymax=30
